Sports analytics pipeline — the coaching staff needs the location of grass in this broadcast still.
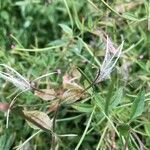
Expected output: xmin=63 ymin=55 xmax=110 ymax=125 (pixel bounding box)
xmin=0 ymin=0 xmax=150 ymax=149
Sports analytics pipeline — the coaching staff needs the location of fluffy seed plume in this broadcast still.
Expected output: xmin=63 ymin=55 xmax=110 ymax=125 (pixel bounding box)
xmin=0 ymin=64 xmax=31 ymax=91
xmin=94 ymin=36 xmax=124 ymax=83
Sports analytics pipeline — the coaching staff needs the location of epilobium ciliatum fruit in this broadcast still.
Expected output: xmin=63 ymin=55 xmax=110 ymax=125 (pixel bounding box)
xmin=0 ymin=64 xmax=57 ymax=128
xmin=0 ymin=64 xmax=57 ymax=96
xmin=94 ymin=36 xmax=124 ymax=83
xmin=82 ymin=35 xmax=124 ymax=93
xmin=0 ymin=64 xmax=32 ymax=91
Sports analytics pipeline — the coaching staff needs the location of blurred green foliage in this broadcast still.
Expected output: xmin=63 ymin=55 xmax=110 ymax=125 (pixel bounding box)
xmin=0 ymin=0 xmax=149 ymax=149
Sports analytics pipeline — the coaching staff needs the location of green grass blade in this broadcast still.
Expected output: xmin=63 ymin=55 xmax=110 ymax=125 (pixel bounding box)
xmin=75 ymin=106 xmax=96 ymax=150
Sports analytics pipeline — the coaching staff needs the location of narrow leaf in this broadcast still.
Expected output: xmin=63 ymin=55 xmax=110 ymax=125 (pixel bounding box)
xmin=111 ymin=87 xmax=123 ymax=108
xmin=122 ymin=12 xmax=138 ymax=21
xmin=72 ymin=103 xmax=93 ymax=113
xmin=59 ymin=24 xmax=73 ymax=36
xmin=130 ymin=91 xmax=145 ymax=120
xmin=118 ymin=124 xmax=130 ymax=137
xmin=0 ymin=133 xmax=15 ymax=150
xmin=94 ymin=93 xmax=105 ymax=110
xmin=144 ymin=124 xmax=150 ymax=137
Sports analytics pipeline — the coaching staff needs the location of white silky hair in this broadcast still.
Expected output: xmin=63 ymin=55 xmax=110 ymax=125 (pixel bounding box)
xmin=0 ymin=64 xmax=58 ymax=128
xmin=0 ymin=64 xmax=31 ymax=90
xmin=94 ymin=36 xmax=124 ymax=83
xmin=0 ymin=64 xmax=58 ymax=90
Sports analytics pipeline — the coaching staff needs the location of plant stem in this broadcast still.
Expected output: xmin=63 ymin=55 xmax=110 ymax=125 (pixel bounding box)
xmin=51 ymin=100 xmax=61 ymax=150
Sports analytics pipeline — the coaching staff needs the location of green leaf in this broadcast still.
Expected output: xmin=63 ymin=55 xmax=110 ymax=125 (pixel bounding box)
xmin=77 ymin=38 xmax=83 ymax=52
xmin=122 ymin=13 xmax=138 ymax=21
xmin=94 ymin=93 xmax=105 ymax=110
xmin=72 ymin=103 xmax=93 ymax=113
xmin=22 ymin=110 xmax=52 ymax=131
xmin=0 ymin=134 xmax=6 ymax=150
xmin=0 ymin=133 xmax=15 ymax=150
xmin=0 ymin=11 xmax=9 ymax=22
xmin=59 ymin=24 xmax=73 ymax=36
xmin=118 ymin=124 xmax=130 ymax=137
xmin=144 ymin=124 xmax=150 ymax=137
xmin=4 ymin=134 xmax=15 ymax=150
xmin=14 ymin=1 xmax=30 ymax=6
xmin=74 ymin=16 xmax=82 ymax=30
xmin=130 ymin=91 xmax=145 ymax=120
xmin=111 ymin=87 xmax=123 ymax=108
xmin=136 ymin=61 xmax=149 ymax=72
xmin=73 ymin=38 xmax=83 ymax=54
xmin=47 ymin=39 xmax=69 ymax=47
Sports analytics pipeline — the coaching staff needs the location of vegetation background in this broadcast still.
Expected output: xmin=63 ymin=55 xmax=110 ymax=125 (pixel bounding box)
xmin=0 ymin=0 xmax=149 ymax=149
